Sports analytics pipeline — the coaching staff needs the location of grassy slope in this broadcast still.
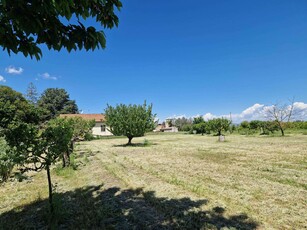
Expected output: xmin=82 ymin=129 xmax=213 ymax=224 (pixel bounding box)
xmin=0 ymin=133 xmax=306 ymax=229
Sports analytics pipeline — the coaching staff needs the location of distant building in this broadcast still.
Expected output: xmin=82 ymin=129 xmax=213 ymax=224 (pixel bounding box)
xmin=154 ymin=120 xmax=178 ymax=132
xmin=160 ymin=126 xmax=179 ymax=132
xmin=59 ymin=114 xmax=113 ymax=136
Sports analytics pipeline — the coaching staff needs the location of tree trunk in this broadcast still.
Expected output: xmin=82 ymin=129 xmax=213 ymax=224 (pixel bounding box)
xmin=62 ymin=152 xmax=70 ymax=167
xmin=46 ymin=165 xmax=54 ymax=219
xmin=127 ymin=137 xmax=133 ymax=145
xmin=62 ymin=140 xmax=74 ymax=168
xmin=277 ymin=122 xmax=285 ymax=136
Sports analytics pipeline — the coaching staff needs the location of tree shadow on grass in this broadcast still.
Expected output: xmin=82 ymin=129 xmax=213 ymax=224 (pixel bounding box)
xmin=113 ymin=143 xmax=158 ymax=147
xmin=0 ymin=185 xmax=258 ymax=229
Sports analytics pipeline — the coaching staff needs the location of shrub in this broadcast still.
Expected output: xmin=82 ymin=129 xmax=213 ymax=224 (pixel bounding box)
xmin=0 ymin=137 xmax=14 ymax=182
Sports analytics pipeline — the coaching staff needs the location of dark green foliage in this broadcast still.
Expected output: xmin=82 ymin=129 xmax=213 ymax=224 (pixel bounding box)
xmin=249 ymin=120 xmax=262 ymax=130
xmin=193 ymin=122 xmax=208 ymax=135
xmin=0 ymin=137 xmax=13 ymax=182
xmin=260 ymin=121 xmax=279 ymax=134
xmin=0 ymin=85 xmax=40 ymax=129
xmin=182 ymin=124 xmax=193 ymax=132
xmin=208 ymin=118 xmax=231 ymax=136
xmin=0 ymin=86 xmax=79 ymax=218
xmin=238 ymin=120 xmax=281 ymax=135
xmin=37 ymin=88 xmax=78 ymax=121
xmin=240 ymin=121 xmax=250 ymax=129
xmin=0 ymin=86 xmax=41 ymax=181
xmin=0 ymin=0 xmax=122 ymax=60
xmin=193 ymin=116 xmax=205 ymax=124
xmin=105 ymin=102 xmax=155 ymax=145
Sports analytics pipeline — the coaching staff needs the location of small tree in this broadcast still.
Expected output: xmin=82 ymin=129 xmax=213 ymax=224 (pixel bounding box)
xmin=265 ymin=101 xmax=297 ymax=136
xmin=5 ymin=118 xmax=73 ymax=220
xmin=193 ymin=122 xmax=208 ymax=135
xmin=105 ymin=102 xmax=155 ymax=145
xmin=208 ymin=118 xmax=231 ymax=136
xmin=0 ymin=137 xmax=13 ymax=182
xmin=61 ymin=117 xmax=95 ymax=167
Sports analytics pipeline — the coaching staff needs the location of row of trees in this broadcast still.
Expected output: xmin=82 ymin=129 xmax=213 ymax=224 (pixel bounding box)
xmin=0 ymin=86 xmax=94 ymax=221
xmin=168 ymin=117 xmax=232 ymax=136
xmin=238 ymin=120 xmax=307 ymax=135
xmin=170 ymin=117 xmax=306 ymax=137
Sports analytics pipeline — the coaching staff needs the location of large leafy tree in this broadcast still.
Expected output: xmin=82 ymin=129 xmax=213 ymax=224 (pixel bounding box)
xmin=105 ymin=102 xmax=155 ymax=145
xmin=0 ymin=0 xmax=122 ymax=60
xmin=38 ymin=88 xmax=79 ymax=121
xmin=0 ymin=85 xmax=40 ymax=129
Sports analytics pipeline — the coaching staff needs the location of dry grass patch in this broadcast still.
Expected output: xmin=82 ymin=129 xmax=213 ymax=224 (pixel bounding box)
xmin=0 ymin=133 xmax=306 ymax=229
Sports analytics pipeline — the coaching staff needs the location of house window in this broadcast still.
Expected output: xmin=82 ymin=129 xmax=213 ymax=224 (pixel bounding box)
xmin=101 ymin=124 xmax=106 ymax=132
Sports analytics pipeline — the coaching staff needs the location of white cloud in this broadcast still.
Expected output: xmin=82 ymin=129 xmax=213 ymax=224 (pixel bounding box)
xmin=293 ymin=102 xmax=307 ymax=110
xmin=39 ymin=72 xmax=57 ymax=80
xmin=0 ymin=75 xmax=6 ymax=82
xmin=166 ymin=102 xmax=307 ymax=123
xmin=166 ymin=114 xmax=186 ymax=120
xmin=203 ymin=113 xmax=216 ymax=120
xmin=164 ymin=102 xmax=307 ymax=123
xmin=5 ymin=65 xmax=24 ymax=74
xmin=241 ymin=103 xmax=264 ymax=116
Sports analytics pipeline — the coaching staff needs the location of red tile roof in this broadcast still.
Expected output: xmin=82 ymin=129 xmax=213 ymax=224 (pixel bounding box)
xmin=59 ymin=114 xmax=106 ymax=122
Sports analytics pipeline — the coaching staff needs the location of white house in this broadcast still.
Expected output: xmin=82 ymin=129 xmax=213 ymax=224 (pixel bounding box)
xmin=59 ymin=114 xmax=113 ymax=136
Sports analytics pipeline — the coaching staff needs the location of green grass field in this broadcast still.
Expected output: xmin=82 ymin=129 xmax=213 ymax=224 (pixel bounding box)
xmin=0 ymin=133 xmax=306 ymax=229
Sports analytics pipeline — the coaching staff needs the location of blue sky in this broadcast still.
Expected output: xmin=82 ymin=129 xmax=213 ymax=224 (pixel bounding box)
xmin=1 ymin=0 xmax=307 ymax=121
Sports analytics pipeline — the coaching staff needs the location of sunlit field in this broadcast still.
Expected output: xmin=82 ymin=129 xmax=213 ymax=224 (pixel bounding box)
xmin=1 ymin=133 xmax=306 ymax=229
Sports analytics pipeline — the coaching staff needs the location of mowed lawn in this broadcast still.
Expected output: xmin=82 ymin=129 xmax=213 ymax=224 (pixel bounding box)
xmin=0 ymin=133 xmax=306 ymax=229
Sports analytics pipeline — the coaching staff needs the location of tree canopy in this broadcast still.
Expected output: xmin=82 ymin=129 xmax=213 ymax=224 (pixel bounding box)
xmin=0 ymin=0 xmax=122 ymax=60
xmin=38 ymin=88 xmax=79 ymax=121
xmin=105 ymin=102 xmax=155 ymax=145
xmin=0 ymin=85 xmax=40 ymax=129
xmin=208 ymin=118 xmax=231 ymax=136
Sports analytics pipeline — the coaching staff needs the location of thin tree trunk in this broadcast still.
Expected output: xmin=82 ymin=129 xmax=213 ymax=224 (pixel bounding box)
xmin=62 ymin=155 xmax=66 ymax=168
xmin=46 ymin=164 xmax=54 ymax=218
xmin=277 ymin=122 xmax=285 ymax=136
xmin=281 ymin=128 xmax=284 ymax=136
xmin=127 ymin=137 xmax=133 ymax=145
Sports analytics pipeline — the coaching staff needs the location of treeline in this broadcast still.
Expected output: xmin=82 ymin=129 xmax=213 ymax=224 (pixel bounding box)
xmin=237 ymin=120 xmax=307 ymax=135
xmin=169 ymin=117 xmax=307 ymax=136
xmin=168 ymin=117 xmax=233 ymax=136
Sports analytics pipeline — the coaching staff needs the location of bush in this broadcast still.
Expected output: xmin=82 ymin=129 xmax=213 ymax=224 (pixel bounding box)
xmin=0 ymin=137 xmax=14 ymax=182
xmin=84 ymin=132 xmax=95 ymax=141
